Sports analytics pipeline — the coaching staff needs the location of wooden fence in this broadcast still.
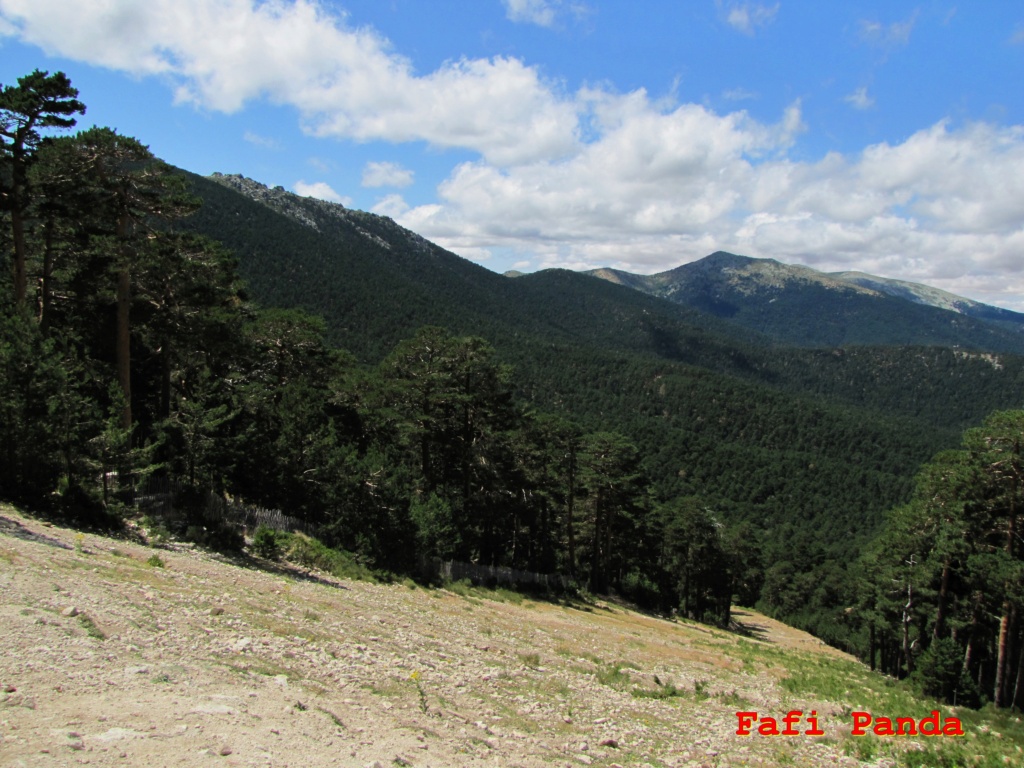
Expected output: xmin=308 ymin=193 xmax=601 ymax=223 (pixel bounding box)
xmin=426 ymin=557 xmax=572 ymax=592
xmin=134 ymin=477 xmax=318 ymax=537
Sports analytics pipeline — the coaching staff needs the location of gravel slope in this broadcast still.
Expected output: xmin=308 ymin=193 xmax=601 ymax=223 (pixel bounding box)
xmin=1 ymin=506 xmax=869 ymax=768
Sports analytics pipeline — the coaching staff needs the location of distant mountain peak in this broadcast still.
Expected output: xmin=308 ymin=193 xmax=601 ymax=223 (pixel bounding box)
xmin=208 ymin=172 xmax=449 ymax=254
xmin=585 ymin=252 xmax=1024 ymax=350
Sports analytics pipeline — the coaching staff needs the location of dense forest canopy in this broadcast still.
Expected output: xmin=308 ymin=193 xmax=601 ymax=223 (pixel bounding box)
xmin=2 ymin=70 xmax=1022 ymax=708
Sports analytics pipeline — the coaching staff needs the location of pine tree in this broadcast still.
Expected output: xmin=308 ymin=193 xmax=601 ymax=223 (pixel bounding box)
xmin=0 ymin=70 xmax=84 ymax=305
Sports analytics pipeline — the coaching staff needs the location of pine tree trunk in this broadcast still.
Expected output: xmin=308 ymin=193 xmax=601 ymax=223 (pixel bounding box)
xmin=116 ymin=266 xmax=132 ymax=430
xmin=994 ymin=508 xmax=1018 ymax=707
xmin=590 ymin=490 xmax=603 ymax=593
xmin=902 ymin=582 xmax=915 ymax=676
xmin=38 ymin=217 xmax=54 ymax=333
xmin=10 ymin=181 xmax=28 ymax=305
xmin=566 ymin=445 xmax=576 ymax=578
xmin=933 ymin=558 xmax=951 ymax=640
xmin=1012 ymin=633 xmax=1024 ymax=709
xmin=995 ymin=603 xmax=1017 ymax=707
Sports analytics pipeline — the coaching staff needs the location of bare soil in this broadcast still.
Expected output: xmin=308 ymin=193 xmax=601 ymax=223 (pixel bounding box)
xmin=1 ymin=506 xmax=872 ymax=767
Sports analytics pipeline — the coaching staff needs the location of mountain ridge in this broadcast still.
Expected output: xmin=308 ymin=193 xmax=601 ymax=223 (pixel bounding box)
xmin=585 ymin=251 xmax=1024 ymax=352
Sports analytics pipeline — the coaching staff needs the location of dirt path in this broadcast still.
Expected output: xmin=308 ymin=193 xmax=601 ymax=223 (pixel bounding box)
xmin=1 ymin=507 xmax=874 ymax=767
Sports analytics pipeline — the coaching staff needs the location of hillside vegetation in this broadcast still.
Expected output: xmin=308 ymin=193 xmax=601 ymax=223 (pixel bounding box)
xmin=2 ymin=505 xmax=1023 ymax=768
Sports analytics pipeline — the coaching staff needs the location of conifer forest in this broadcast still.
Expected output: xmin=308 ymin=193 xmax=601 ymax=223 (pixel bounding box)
xmin=2 ymin=70 xmax=1022 ymax=709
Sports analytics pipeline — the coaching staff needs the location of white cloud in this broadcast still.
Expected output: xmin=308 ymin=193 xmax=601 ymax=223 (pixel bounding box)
xmin=371 ymin=194 xmax=411 ymax=218
xmin=395 ymin=108 xmax=1024 ymax=311
xmin=502 ymin=0 xmax=590 ymax=28
xmin=0 ymin=0 xmax=579 ymax=165
xmin=719 ymin=2 xmax=779 ymax=36
xmin=503 ymin=0 xmax=556 ymax=27
xmin=293 ymin=180 xmax=350 ymax=205
xmin=362 ymin=161 xmax=414 ymax=188
xmin=845 ymin=86 xmax=874 ymax=110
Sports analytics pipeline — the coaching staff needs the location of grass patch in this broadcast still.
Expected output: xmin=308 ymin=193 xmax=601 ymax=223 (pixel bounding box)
xmin=146 ymin=554 xmax=165 ymax=568
xmin=717 ymin=688 xmax=752 ymax=707
xmin=317 ymin=706 xmax=346 ymax=729
xmin=595 ymin=663 xmax=632 ymax=689
xmin=632 ymin=682 xmax=685 ymax=700
xmin=78 ymin=613 xmax=106 ymax=641
xmin=519 ymin=652 xmax=541 ymax=669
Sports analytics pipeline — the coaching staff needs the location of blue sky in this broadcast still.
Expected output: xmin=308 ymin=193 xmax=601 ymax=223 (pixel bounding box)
xmin=3 ymin=1 xmax=1024 ymax=310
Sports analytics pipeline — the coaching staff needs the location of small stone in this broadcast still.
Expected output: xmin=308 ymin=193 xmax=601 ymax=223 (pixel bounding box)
xmin=599 ymin=738 xmax=619 ymax=748
xmin=62 ymin=606 xmax=80 ymax=617
xmin=218 ymin=745 xmax=232 ymax=756
xmin=209 ymin=606 xmax=224 ymax=616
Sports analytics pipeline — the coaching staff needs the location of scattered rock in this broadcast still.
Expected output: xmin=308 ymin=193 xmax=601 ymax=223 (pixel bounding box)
xmin=61 ymin=606 xmax=79 ymax=617
xmin=599 ymin=738 xmax=619 ymax=748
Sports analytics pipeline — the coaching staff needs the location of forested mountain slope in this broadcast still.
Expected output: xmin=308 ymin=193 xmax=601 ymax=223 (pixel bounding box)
xmin=182 ymin=173 xmax=1024 ymax=557
xmin=3 ymin=70 xmax=1022 ymax=711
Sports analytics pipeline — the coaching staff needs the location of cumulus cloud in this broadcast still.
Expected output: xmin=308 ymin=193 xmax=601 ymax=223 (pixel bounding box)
xmin=396 ymin=111 xmax=1024 ymax=310
xmin=362 ymin=161 xmax=414 ymax=188
xmin=0 ymin=0 xmax=579 ymax=165
xmin=719 ymin=2 xmax=779 ymax=36
xmin=293 ymin=180 xmax=350 ymax=205
xmin=845 ymin=86 xmax=874 ymax=110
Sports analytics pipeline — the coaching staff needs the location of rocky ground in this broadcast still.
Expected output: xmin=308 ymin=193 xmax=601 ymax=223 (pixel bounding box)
xmin=1 ymin=506 xmax=876 ymax=768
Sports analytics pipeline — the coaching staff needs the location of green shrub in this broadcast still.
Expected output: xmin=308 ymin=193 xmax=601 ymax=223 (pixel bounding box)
xmin=284 ymin=533 xmax=375 ymax=582
xmin=251 ymin=525 xmax=283 ymax=559
xmin=183 ymin=520 xmax=244 ymax=553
